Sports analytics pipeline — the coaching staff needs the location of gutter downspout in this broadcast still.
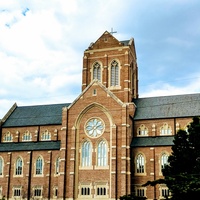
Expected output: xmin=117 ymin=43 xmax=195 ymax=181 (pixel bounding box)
xmin=27 ymin=151 xmax=32 ymax=200
xmin=7 ymin=152 xmax=12 ymax=200
xmin=48 ymin=151 xmax=52 ymax=200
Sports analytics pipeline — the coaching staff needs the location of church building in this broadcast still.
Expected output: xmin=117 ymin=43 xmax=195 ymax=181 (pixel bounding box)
xmin=0 ymin=31 xmax=200 ymax=200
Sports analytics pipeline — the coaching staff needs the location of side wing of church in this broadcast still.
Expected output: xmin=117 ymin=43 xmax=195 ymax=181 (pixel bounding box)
xmin=0 ymin=31 xmax=200 ymax=200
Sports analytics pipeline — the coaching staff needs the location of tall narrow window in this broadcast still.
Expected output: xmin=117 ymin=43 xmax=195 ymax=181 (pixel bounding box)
xmin=161 ymin=153 xmax=168 ymax=170
xmin=15 ymin=157 xmax=23 ymax=175
xmin=97 ymin=140 xmax=107 ymax=166
xmin=0 ymin=157 xmax=3 ymax=176
xmin=110 ymin=60 xmax=119 ymax=86
xmin=55 ymin=157 xmax=60 ymax=174
xmin=82 ymin=141 xmax=92 ymax=167
xmin=36 ymin=156 xmax=43 ymax=175
xmin=136 ymin=154 xmax=145 ymax=173
xmin=93 ymin=62 xmax=101 ymax=81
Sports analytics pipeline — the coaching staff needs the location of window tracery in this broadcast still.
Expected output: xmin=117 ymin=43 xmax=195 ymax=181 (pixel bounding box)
xmin=81 ymin=140 xmax=92 ymax=167
xmin=110 ymin=60 xmax=119 ymax=86
xmin=93 ymin=62 xmax=101 ymax=81
xmin=160 ymin=123 xmax=172 ymax=135
xmin=137 ymin=124 xmax=148 ymax=136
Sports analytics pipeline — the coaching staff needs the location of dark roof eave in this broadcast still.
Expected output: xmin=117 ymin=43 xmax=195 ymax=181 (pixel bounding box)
xmin=3 ymin=122 xmax=63 ymax=128
xmin=131 ymin=136 xmax=174 ymax=148
xmin=0 ymin=141 xmax=61 ymax=152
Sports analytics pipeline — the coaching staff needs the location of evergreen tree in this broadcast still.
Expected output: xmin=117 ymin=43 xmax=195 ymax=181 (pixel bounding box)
xmin=144 ymin=117 xmax=200 ymax=199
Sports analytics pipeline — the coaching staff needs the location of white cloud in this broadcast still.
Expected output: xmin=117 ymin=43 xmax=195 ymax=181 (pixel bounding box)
xmin=0 ymin=0 xmax=200 ymax=119
xmin=140 ymin=75 xmax=200 ymax=97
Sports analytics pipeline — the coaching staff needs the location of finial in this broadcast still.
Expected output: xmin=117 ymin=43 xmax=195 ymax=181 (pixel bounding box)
xmin=110 ymin=28 xmax=117 ymax=35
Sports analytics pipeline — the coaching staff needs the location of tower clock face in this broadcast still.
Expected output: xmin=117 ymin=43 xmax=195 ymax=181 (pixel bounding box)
xmin=85 ymin=118 xmax=104 ymax=137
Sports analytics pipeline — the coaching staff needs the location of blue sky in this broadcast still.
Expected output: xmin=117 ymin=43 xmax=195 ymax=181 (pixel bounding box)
xmin=0 ymin=0 xmax=200 ymax=119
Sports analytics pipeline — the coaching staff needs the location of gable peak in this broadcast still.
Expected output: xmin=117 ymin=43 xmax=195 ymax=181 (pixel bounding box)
xmin=86 ymin=31 xmax=124 ymax=50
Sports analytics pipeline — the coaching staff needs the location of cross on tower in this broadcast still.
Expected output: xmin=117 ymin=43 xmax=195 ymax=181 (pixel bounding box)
xmin=110 ymin=28 xmax=117 ymax=35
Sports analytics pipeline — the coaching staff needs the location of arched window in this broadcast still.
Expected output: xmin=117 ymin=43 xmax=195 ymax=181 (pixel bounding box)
xmin=4 ymin=132 xmax=12 ymax=142
xmin=81 ymin=141 xmax=92 ymax=167
xmin=22 ymin=130 xmax=32 ymax=141
xmin=97 ymin=140 xmax=107 ymax=166
xmin=41 ymin=130 xmax=51 ymax=141
xmin=110 ymin=60 xmax=119 ymax=86
xmin=184 ymin=122 xmax=191 ymax=133
xmin=137 ymin=125 xmax=148 ymax=136
xmin=0 ymin=157 xmax=3 ymax=176
xmin=136 ymin=154 xmax=145 ymax=173
xmin=160 ymin=123 xmax=172 ymax=135
xmin=15 ymin=157 xmax=23 ymax=175
xmin=55 ymin=157 xmax=60 ymax=175
xmin=36 ymin=156 xmax=43 ymax=175
xmin=161 ymin=153 xmax=168 ymax=170
xmin=93 ymin=62 xmax=101 ymax=81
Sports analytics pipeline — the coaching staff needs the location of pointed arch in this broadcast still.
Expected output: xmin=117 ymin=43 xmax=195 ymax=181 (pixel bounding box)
xmin=160 ymin=152 xmax=169 ymax=171
xmin=81 ymin=140 xmax=92 ymax=167
xmin=97 ymin=139 xmax=108 ymax=167
xmin=36 ymin=156 xmax=43 ymax=175
xmin=137 ymin=124 xmax=148 ymax=136
xmin=22 ymin=130 xmax=32 ymax=141
xmin=15 ymin=157 xmax=23 ymax=175
xmin=135 ymin=153 xmax=146 ymax=174
xmin=3 ymin=131 xmax=13 ymax=142
xmin=41 ymin=129 xmax=51 ymax=140
xmin=110 ymin=59 xmax=120 ymax=86
xmin=160 ymin=123 xmax=172 ymax=135
xmin=75 ymin=103 xmax=114 ymax=128
xmin=92 ymin=61 xmax=102 ymax=82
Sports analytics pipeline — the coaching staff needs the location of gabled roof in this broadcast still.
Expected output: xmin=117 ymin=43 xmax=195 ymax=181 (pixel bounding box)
xmin=2 ymin=103 xmax=70 ymax=127
xmin=86 ymin=31 xmax=132 ymax=50
xmin=68 ymin=79 xmax=125 ymax=110
xmin=133 ymin=93 xmax=200 ymax=120
xmin=131 ymin=136 xmax=174 ymax=147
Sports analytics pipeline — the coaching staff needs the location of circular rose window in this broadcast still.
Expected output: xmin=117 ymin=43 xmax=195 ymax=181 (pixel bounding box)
xmin=85 ymin=118 xmax=104 ymax=137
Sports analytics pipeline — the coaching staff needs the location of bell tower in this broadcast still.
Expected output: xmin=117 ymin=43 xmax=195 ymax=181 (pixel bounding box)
xmin=68 ymin=31 xmax=138 ymax=199
xmin=82 ymin=31 xmax=138 ymax=102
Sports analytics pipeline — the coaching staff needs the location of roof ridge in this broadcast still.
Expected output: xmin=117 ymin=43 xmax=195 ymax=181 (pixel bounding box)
xmin=17 ymin=103 xmax=71 ymax=108
xmin=137 ymin=92 xmax=200 ymax=100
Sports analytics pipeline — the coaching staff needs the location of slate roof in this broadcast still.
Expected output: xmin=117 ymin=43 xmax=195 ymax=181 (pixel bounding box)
xmin=0 ymin=141 xmax=61 ymax=152
xmin=133 ymin=93 xmax=200 ymax=120
xmin=120 ymin=40 xmax=130 ymax=46
xmin=131 ymin=136 xmax=174 ymax=147
xmin=2 ymin=103 xmax=70 ymax=127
